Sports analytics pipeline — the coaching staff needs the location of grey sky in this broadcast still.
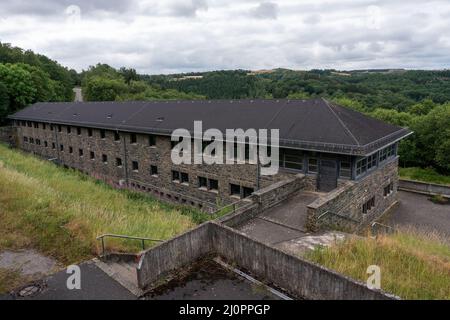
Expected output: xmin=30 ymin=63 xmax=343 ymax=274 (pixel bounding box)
xmin=0 ymin=0 xmax=449 ymax=74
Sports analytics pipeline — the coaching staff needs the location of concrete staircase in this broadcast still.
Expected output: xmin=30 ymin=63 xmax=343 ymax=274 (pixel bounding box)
xmin=94 ymin=254 xmax=143 ymax=297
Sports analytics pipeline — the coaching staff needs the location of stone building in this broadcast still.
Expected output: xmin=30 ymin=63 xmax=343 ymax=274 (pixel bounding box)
xmin=7 ymin=98 xmax=411 ymax=228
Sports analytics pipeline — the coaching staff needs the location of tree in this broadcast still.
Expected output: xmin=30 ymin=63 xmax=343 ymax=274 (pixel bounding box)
xmin=0 ymin=82 xmax=10 ymax=124
xmin=83 ymin=76 xmax=128 ymax=101
xmin=370 ymin=108 xmax=414 ymax=127
xmin=412 ymin=104 xmax=450 ymax=173
xmin=0 ymin=63 xmax=37 ymax=112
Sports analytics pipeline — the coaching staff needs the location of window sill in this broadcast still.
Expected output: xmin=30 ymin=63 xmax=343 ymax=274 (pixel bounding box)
xmin=230 ymin=195 xmax=241 ymax=200
xmin=151 ymin=174 xmax=158 ymax=178
xmin=198 ymin=187 xmax=208 ymax=191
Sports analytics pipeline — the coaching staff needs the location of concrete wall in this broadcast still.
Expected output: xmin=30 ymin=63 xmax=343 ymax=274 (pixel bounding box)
xmin=137 ymin=222 xmax=398 ymax=300
xmin=306 ymin=158 xmax=399 ymax=232
xmin=137 ymin=222 xmax=212 ymax=288
xmin=399 ymin=179 xmax=450 ymax=198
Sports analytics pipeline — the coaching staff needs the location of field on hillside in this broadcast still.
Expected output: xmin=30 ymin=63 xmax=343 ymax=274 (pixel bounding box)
xmin=0 ymin=143 xmax=209 ymax=265
xmin=305 ymin=228 xmax=450 ymax=299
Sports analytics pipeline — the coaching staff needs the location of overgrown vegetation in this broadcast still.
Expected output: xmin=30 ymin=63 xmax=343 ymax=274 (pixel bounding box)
xmin=400 ymin=167 xmax=450 ymax=186
xmin=0 ymin=143 xmax=213 ymax=264
xmin=304 ymin=228 xmax=450 ymax=299
xmin=0 ymin=43 xmax=78 ymax=124
xmin=0 ymin=268 xmax=28 ymax=295
xmin=81 ymin=64 xmax=205 ymax=102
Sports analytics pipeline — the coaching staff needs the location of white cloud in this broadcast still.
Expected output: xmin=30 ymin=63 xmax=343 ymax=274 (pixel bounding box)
xmin=0 ymin=0 xmax=449 ymax=73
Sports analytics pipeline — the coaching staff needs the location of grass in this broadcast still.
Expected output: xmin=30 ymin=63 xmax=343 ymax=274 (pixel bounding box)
xmin=400 ymin=167 xmax=450 ymax=186
xmin=0 ymin=143 xmax=213 ymax=265
xmin=0 ymin=268 xmax=29 ymax=295
xmin=304 ymin=227 xmax=450 ymax=299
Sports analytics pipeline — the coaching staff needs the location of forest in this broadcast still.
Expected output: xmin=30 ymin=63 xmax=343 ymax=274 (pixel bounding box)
xmin=0 ymin=43 xmax=449 ymax=176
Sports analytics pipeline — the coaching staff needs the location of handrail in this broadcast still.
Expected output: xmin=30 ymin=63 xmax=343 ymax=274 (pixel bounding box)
xmin=96 ymin=233 xmax=164 ymax=256
xmin=370 ymin=222 xmax=394 ymax=234
xmin=212 ymin=195 xmax=256 ymax=216
xmin=317 ymin=210 xmax=359 ymax=223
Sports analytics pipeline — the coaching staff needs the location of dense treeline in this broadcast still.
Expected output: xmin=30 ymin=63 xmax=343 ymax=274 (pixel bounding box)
xmin=81 ymin=64 xmax=205 ymax=102
xmin=0 ymin=43 xmax=78 ymax=124
xmin=0 ymin=43 xmax=448 ymax=175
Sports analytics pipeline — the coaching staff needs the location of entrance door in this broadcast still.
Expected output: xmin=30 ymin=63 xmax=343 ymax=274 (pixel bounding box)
xmin=318 ymin=160 xmax=338 ymax=192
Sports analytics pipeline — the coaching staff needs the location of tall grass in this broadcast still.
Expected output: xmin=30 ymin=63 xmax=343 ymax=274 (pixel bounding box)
xmin=0 ymin=144 xmax=204 ymax=264
xmin=400 ymin=167 xmax=450 ymax=186
xmin=304 ymin=227 xmax=450 ymax=299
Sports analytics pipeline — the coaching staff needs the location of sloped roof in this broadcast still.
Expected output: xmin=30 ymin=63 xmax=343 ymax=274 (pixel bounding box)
xmin=8 ymin=98 xmax=412 ymax=156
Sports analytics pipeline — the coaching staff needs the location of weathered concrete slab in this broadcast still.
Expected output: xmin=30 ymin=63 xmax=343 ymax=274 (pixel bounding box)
xmin=0 ymin=250 xmax=59 ymax=277
xmin=237 ymin=218 xmax=306 ymax=245
xmin=260 ymin=191 xmax=320 ymax=231
xmin=275 ymin=231 xmax=352 ymax=256
xmin=2 ymin=261 xmax=136 ymax=300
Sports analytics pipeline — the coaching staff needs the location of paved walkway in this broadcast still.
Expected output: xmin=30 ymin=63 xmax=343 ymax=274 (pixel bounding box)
xmin=1 ymin=261 xmax=136 ymax=300
xmin=383 ymin=191 xmax=450 ymax=237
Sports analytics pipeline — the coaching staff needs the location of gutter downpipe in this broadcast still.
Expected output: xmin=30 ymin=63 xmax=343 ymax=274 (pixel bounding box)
xmin=122 ymin=132 xmax=130 ymax=186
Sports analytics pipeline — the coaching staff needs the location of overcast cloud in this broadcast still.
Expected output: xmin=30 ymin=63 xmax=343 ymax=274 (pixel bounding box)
xmin=1 ymin=0 xmax=449 ymax=74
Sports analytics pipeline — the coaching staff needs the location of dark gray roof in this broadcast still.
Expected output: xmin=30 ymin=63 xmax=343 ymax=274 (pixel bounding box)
xmin=8 ymin=98 xmax=412 ymax=156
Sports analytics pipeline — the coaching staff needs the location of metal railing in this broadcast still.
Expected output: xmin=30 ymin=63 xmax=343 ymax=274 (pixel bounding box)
xmin=96 ymin=234 xmax=164 ymax=256
xmin=317 ymin=210 xmax=359 ymax=223
xmin=370 ymin=222 xmax=395 ymax=234
xmin=213 ymin=195 xmax=256 ymax=217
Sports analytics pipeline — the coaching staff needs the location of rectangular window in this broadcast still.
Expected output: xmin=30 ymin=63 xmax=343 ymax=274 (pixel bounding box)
xmin=243 ymin=187 xmax=254 ymax=198
xmin=367 ymin=153 xmax=378 ymax=170
xmin=90 ymin=151 xmax=95 ymax=160
xmin=77 ymin=127 xmax=81 ymax=135
xmin=79 ymin=149 xmax=83 ymax=157
xmin=114 ymin=132 xmax=120 ymax=141
xmin=27 ymin=121 xmax=32 ymax=127
xmin=58 ymin=125 xmax=62 ymax=132
xmin=44 ymin=141 xmax=48 ymax=147
xmin=209 ymin=179 xmax=219 ymax=191
xmin=50 ymin=125 xmax=54 ymax=131
xmin=356 ymin=158 xmax=367 ymax=177
xmin=281 ymin=149 xmax=304 ymax=171
xmin=34 ymin=122 xmax=39 ymax=129
xmin=172 ymin=170 xmax=180 ymax=182
xmin=52 ymin=143 xmax=56 ymax=149
xmin=36 ymin=139 xmax=41 ymax=145
xmin=100 ymin=129 xmax=106 ymax=139
xmin=149 ymin=135 xmax=156 ymax=146
xmin=340 ymin=161 xmax=351 ymax=178
xmin=150 ymin=165 xmax=158 ymax=176
xmin=180 ymin=172 xmax=189 ymax=184
xmin=383 ymin=183 xmax=394 ymax=197
xmin=198 ymin=176 xmax=207 ymax=189
xmin=132 ymin=161 xmax=139 ymax=171
xmin=362 ymin=197 xmax=375 ymax=214
xmin=23 ymin=137 xmax=28 ymax=143
xmin=308 ymin=158 xmax=318 ymax=173
xmin=30 ymin=138 xmax=34 ymax=144
xmin=60 ymin=144 xmax=64 ymax=152
xmin=102 ymin=154 xmax=108 ymax=164
xmin=69 ymin=146 xmax=73 ymax=154
xmin=230 ymin=184 xmax=241 ymax=197
xmin=88 ymin=128 xmax=93 ymax=137
xmin=42 ymin=123 xmax=46 ymax=130
xmin=67 ymin=126 xmax=71 ymax=134
xmin=130 ymin=133 xmax=137 ymax=144
xmin=116 ymin=158 xmax=122 ymax=167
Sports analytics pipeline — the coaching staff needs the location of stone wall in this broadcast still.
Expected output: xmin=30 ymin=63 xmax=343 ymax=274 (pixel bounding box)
xmin=137 ymin=221 xmax=398 ymax=300
xmin=14 ymin=122 xmax=298 ymax=211
xmin=306 ymin=157 xmax=399 ymax=232
xmin=0 ymin=126 xmax=16 ymax=146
